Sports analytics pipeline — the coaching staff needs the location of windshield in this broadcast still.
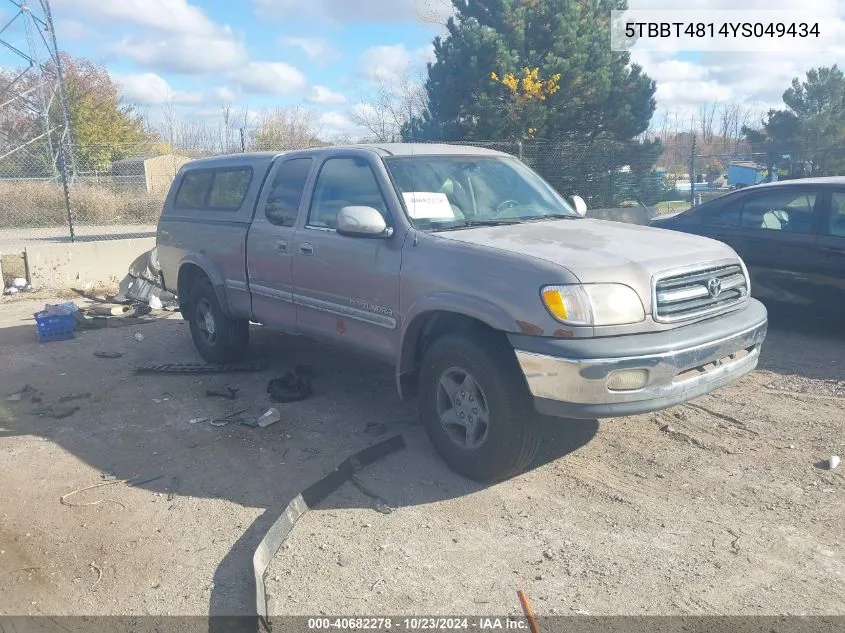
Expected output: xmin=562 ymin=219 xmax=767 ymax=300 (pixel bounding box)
xmin=384 ymin=155 xmax=578 ymax=230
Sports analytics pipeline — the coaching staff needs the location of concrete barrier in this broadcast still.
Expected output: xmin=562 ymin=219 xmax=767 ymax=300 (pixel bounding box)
xmin=587 ymin=207 xmax=651 ymax=225
xmin=25 ymin=237 xmax=156 ymax=289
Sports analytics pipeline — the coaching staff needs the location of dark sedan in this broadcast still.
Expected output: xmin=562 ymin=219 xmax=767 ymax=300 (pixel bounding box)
xmin=649 ymin=177 xmax=845 ymax=319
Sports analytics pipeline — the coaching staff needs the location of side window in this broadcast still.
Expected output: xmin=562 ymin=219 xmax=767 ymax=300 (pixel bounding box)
xmin=828 ymin=192 xmax=845 ymax=237
xmin=208 ymin=169 xmax=252 ymax=210
xmin=264 ymin=158 xmax=313 ymax=227
xmin=702 ymin=199 xmax=742 ymax=226
xmin=175 ymin=171 xmax=213 ymax=209
xmin=308 ymin=157 xmax=388 ymax=229
xmin=174 ymin=168 xmax=252 ymax=211
xmin=740 ymin=190 xmax=817 ymax=234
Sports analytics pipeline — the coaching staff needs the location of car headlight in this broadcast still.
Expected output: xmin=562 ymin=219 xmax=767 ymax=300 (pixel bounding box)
xmin=541 ymin=283 xmax=645 ymax=326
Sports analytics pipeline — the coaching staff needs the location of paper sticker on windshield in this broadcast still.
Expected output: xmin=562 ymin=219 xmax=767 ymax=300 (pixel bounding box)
xmin=402 ymin=192 xmax=455 ymax=220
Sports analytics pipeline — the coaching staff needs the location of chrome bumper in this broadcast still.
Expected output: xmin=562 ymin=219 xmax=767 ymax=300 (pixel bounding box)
xmin=514 ymin=318 xmax=768 ymax=419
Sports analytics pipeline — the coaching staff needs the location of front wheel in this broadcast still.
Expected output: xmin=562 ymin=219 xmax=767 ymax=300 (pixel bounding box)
xmin=417 ymin=331 xmax=542 ymax=482
xmin=187 ymin=278 xmax=249 ymax=364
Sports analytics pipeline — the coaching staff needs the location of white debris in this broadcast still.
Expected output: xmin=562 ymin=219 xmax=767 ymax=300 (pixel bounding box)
xmin=148 ymin=295 xmax=163 ymax=310
xmin=13 ymin=277 xmax=26 ymax=288
xmin=134 ymin=332 xmax=145 ymax=342
xmin=829 ymin=456 xmax=840 ymax=470
xmin=4 ymin=286 xmax=18 ymax=295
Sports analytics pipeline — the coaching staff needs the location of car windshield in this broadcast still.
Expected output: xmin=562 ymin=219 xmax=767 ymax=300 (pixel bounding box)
xmin=383 ymin=154 xmax=578 ymax=230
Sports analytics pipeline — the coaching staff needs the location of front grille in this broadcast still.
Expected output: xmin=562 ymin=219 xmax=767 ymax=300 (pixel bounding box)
xmin=653 ymin=262 xmax=749 ymax=323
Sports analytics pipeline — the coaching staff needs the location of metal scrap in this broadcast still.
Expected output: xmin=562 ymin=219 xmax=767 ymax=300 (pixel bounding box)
xmin=205 ymin=387 xmax=239 ymax=400
xmin=267 ymin=365 xmax=313 ymax=403
xmin=134 ymin=363 xmax=267 ymax=375
xmin=253 ymin=434 xmax=406 ymax=630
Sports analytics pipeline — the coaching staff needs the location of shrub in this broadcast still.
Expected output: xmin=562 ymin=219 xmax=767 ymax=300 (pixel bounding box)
xmin=0 ymin=180 xmax=166 ymax=228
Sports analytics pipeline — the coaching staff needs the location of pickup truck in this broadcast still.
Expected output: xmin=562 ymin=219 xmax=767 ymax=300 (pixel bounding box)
xmin=155 ymin=144 xmax=768 ymax=482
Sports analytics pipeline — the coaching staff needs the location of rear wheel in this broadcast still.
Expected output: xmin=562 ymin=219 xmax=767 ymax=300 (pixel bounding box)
xmin=187 ymin=278 xmax=249 ymax=364
xmin=418 ymin=330 xmax=542 ymax=482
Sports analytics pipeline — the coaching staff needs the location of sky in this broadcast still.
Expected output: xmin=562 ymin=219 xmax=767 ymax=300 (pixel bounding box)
xmin=32 ymin=0 xmax=845 ymax=139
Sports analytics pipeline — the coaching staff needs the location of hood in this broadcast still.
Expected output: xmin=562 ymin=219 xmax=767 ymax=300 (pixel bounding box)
xmin=432 ymin=218 xmax=739 ymax=305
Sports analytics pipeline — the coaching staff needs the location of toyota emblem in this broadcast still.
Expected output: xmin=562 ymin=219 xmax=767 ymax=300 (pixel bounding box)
xmin=706 ymin=277 xmax=722 ymax=298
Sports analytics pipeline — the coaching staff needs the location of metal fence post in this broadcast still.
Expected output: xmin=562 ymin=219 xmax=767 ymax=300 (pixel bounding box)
xmin=690 ymin=136 xmax=697 ymax=208
xmin=58 ymin=145 xmax=75 ymax=242
xmin=609 ymin=143 xmax=615 ymax=205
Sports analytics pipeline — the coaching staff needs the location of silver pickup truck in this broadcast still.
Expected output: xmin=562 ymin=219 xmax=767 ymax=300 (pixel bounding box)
xmin=155 ymin=144 xmax=768 ymax=482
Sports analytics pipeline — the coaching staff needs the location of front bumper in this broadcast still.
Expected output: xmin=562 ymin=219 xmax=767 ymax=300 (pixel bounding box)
xmin=511 ymin=299 xmax=768 ymax=419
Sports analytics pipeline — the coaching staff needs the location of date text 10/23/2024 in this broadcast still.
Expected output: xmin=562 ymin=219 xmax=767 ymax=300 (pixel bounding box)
xmin=307 ymin=617 xmax=530 ymax=630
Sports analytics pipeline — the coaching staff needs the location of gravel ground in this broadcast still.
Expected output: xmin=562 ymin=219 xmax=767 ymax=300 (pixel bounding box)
xmin=0 ymin=295 xmax=842 ymax=620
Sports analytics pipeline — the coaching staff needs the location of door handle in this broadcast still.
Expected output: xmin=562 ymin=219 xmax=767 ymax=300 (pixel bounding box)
xmin=299 ymin=243 xmax=314 ymax=256
xmin=275 ymin=239 xmax=288 ymax=252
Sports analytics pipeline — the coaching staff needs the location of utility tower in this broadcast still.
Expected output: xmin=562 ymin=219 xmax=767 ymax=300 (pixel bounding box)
xmin=0 ymin=0 xmax=76 ymax=237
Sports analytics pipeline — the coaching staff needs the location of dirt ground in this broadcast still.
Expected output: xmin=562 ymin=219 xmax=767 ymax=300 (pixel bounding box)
xmin=0 ymin=294 xmax=842 ymax=620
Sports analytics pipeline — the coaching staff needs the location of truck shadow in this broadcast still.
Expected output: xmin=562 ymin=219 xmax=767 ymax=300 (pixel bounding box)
xmin=0 ymin=316 xmax=597 ymax=626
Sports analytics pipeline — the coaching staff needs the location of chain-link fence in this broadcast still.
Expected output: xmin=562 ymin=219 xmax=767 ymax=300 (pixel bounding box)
xmin=3 ymin=138 xmax=845 ymax=252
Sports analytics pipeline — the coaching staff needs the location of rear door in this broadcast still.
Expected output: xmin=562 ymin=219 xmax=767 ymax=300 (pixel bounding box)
xmin=246 ymin=157 xmax=314 ymax=330
xmin=291 ymin=153 xmax=403 ymax=362
xmin=815 ymin=189 xmax=845 ymax=316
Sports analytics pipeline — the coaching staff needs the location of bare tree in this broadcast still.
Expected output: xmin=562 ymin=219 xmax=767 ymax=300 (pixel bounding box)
xmin=250 ymin=106 xmax=318 ymax=151
xmin=349 ymin=72 xmax=428 ymax=142
xmin=698 ymin=102 xmax=717 ymax=143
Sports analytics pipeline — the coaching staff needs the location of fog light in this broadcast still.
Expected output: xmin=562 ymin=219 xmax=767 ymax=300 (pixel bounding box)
xmin=606 ymin=369 xmax=649 ymax=391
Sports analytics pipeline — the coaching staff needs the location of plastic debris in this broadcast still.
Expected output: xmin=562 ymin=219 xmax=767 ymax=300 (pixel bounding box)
xmin=188 ymin=417 xmax=208 ymax=425
xmin=829 ymin=456 xmax=841 ymax=470
xmin=243 ymin=408 xmax=281 ymax=428
xmin=13 ymin=277 xmax=26 ymax=288
xmin=148 ymin=295 xmax=163 ymax=310
xmin=134 ymin=332 xmax=145 ymax=342
xmin=4 ymin=286 xmax=18 ymax=295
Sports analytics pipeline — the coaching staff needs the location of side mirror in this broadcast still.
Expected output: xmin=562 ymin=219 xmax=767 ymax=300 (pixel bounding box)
xmin=571 ymin=195 xmax=588 ymax=217
xmin=336 ymin=206 xmax=392 ymax=238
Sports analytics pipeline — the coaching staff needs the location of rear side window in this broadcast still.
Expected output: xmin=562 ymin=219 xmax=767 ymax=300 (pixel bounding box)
xmin=174 ymin=167 xmax=253 ymax=211
xmin=264 ymin=158 xmax=313 ymax=227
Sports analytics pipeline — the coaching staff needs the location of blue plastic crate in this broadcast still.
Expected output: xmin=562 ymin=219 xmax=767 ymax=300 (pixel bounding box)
xmin=34 ymin=312 xmax=76 ymax=343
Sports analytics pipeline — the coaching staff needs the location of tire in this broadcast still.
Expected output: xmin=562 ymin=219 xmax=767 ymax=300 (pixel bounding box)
xmin=417 ymin=330 xmax=542 ymax=482
xmin=186 ymin=277 xmax=249 ymax=364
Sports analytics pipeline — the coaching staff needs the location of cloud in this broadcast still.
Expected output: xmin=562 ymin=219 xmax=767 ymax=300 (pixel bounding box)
xmin=252 ymin=0 xmax=453 ymax=24
xmin=229 ymin=62 xmax=308 ymax=96
xmin=109 ymin=35 xmax=248 ymax=74
xmin=111 ymin=72 xmax=203 ymax=105
xmin=316 ymin=110 xmax=368 ymax=139
xmin=52 ymin=0 xmax=224 ymax=36
xmin=359 ymin=44 xmax=434 ymax=83
xmin=280 ymin=36 xmax=342 ymax=65
xmin=53 ymin=18 xmax=91 ymax=41
xmin=305 ymin=86 xmax=348 ymax=105
xmin=214 ymin=86 xmax=238 ymax=102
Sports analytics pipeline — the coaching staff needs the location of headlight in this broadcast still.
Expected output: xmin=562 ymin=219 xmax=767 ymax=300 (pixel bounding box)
xmin=541 ymin=283 xmax=645 ymax=326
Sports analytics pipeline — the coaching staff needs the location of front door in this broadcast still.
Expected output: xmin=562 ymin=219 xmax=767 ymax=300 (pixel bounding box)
xmin=246 ymin=157 xmax=314 ymax=330
xmin=292 ymin=155 xmax=403 ymax=361
xmin=731 ymin=186 xmax=822 ymax=307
